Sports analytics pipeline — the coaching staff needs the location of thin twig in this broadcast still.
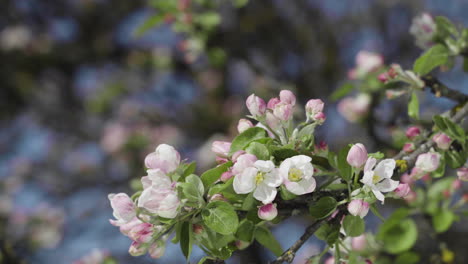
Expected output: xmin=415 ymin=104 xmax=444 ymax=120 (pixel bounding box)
xmin=422 ymin=75 xmax=468 ymax=103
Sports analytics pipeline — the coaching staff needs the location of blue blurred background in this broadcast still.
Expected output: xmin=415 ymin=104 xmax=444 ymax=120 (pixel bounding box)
xmin=1 ymin=0 xmax=468 ymax=263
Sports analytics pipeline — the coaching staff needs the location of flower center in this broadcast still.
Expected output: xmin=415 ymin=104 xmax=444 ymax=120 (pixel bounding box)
xmin=255 ymin=172 xmax=265 ymax=185
xmin=372 ymin=174 xmax=381 ymax=184
xmin=288 ymin=168 xmax=303 ymax=182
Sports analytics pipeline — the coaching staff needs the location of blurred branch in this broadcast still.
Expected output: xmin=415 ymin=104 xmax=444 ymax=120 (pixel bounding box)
xmin=422 ymin=75 xmax=468 ymax=103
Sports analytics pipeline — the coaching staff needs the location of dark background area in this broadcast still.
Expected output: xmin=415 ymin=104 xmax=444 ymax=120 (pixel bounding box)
xmin=1 ymin=0 xmax=468 ymax=263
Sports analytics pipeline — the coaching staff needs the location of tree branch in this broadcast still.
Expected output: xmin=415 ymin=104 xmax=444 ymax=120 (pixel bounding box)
xmin=422 ymin=75 xmax=468 ymax=103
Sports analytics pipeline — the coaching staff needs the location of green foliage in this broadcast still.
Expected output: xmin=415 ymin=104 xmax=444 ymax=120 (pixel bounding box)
xmin=245 ymin=142 xmax=270 ymax=160
xmin=254 ymin=225 xmax=283 ymax=256
xmin=230 ymin=127 xmax=267 ymax=155
xmin=377 ymin=209 xmax=417 ymax=254
xmin=408 ymin=91 xmax=419 ymax=120
xmin=236 ymin=219 xmax=255 ymax=243
xmin=202 ymin=201 xmax=239 ymax=235
xmin=343 ymin=215 xmax=365 ymax=237
xmin=433 ymin=115 xmax=466 ymax=144
xmin=413 ymin=44 xmax=450 ymax=75
xmin=201 ymin=161 xmax=233 ymax=188
xmin=394 ymin=252 xmax=420 ymax=264
xmin=330 ymin=83 xmax=354 ymax=101
xmin=337 ymin=145 xmax=352 ymax=181
xmin=315 ymin=223 xmax=340 ymax=246
xmin=432 ymin=209 xmax=456 ymax=233
xmin=180 ymin=222 xmax=193 ymax=259
xmin=309 ymin=197 xmax=337 ymax=219
xmin=181 ymin=174 xmax=205 ymax=206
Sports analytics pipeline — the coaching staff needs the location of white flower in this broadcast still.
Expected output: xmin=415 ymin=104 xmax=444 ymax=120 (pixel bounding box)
xmin=233 ymin=160 xmax=282 ymax=204
xmin=231 ymin=153 xmax=257 ymax=176
xmin=138 ymin=171 xmax=180 ymax=218
xmin=279 ymin=155 xmax=316 ymax=195
xmin=108 ymin=193 xmax=136 ymax=224
xmin=361 ymin=158 xmax=399 ymax=203
xmin=144 ymin=144 xmax=181 ymax=174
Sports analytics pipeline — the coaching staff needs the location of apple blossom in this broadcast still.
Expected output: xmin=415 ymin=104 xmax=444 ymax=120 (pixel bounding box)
xmin=128 ymin=222 xmax=154 ymax=243
xmin=313 ymin=112 xmax=326 ymax=124
xmin=347 ymin=143 xmax=368 ymax=168
xmin=279 ymin=90 xmax=296 ymax=105
xmin=108 ymin=193 xmax=136 ymax=224
xmin=149 ymin=240 xmax=166 ymax=259
xmin=211 ymin=141 xmax=231 ymax=158
xmin=128 ymin=241 xmax=147 ymax=256
xmin=394 ymin=183 xmax=411 ymax=198
xmin=138 ymin=171 xmax=180 ymax=218
xmin=273 ymin=102 xmax=293 ymax=121
xmin=237 ymin=118 xmax=254 ymax=133
xmin=232 ymin=153 xmax=257 ymax=176
xmin=457 ymin=167 xmax=468 ymax=181
xmin=233 ymin=160 xmax=282 ymax=204
xmin=410 ymin=13 xmax=436 ymax=49
xmin=337 ymin=93 xmax=371 ymax=123
xmin=258 ymin=203 xmax=278 ymax=221
xmin=351 ymin=234 xmax=367 ymax=251
xmin=361 ymin=158 xmax=399 ymax=203
xmin=220 ymin=170 xmax=234 ymax=182
xmin=279 ymin=155 xmax=316 ymax=195
xmin=403 ymin=142 xmax=415 ymax=153
xmin=267 ymin=97 xmax=281 ymax=109
xmin=348 ymin=51 xmax=384 ymax=79
xmin=144 ymin=144 xmax=181 ymax=174
xmin=415 ymin=152 xmax=441 ymax=172
xmin=432 ymin=133 xmax=452 ymax=150
xmin=246 ymin=94 xmax=266 ymax=118
xmin=347 ymin=199 xmax=369 ymax=218
xmin=305 ymin=99 xmax=324 ymax=119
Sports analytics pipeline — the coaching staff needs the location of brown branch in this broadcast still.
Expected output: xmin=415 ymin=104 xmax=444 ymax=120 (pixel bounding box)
xmin=422 ymin=75 xmax=468 ymax=103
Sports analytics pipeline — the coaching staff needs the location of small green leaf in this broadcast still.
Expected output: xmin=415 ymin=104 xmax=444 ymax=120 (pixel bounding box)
xmin=395 ymin=252 xmax=420 ymax=264
xmin=433 ymin=115 xmax=466 ymax=143
xmin=315 ymin=223 xmax=340 ymax=245
xmin=241 ymin=192 xmax=256 ymax=211
xmin=408 ymin=92 xmax=419 ymax=120
xmin=135 ymin=14 xmax=165 ymax=37
xmin=380 ymin=219 xmax=417 ymax=254
xmin=428 ymin=177 xmax=455 ymax=200
xmin=254 ymin=226 xmax=283 ymax=256
xmin=230 ymin=127 xmax=267 ymax=155
xmin=432 ymin=154 xmax=445 ymax=178
xmin=180 ymin=221 xmax=193 ymax=259
xmin=343 ymin=215 xmax=365 ymax=237
xmin=182 ymin=174 xmax=205 ymax=204
xmin=432 ymin=209 xmax=455 ymax=233
xmin=271 ymin=147 xmax=299 ymax=162
xmin=413 ymin=44 xmax=449 ymax=75
xmin=309 ymin=197 xmax=337 ymax=219
xmin=202 ymin=201 xmax=239 ymax=235
xmin=330 ymin=83 xmax=354 ymax=101
xmin=435 ymin=16 xmax=459 ymax=38
xmin=200 ymin=161 xmax=233 ymax=189
xmin=236 ymin=219 xmax=255 ymax=242
xmin=337 ymin=145 xmax=352 ymax=181
xmin=245 ymin=142 xmax=270 ymax=160
xmin=445 ymin=150 xmax=467 ymax=168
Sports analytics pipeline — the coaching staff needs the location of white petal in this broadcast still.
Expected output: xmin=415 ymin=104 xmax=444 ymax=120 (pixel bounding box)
xmin=279 ymin=159 xmax=292 ymax=180
xmin=285 ymin=177 xmax=316 ymax=195
xmin=298 ymin=162 xmax=314 ymax=180
xmin=376 ymin=179 xmax=399 ymax=192
xmin=253 ymin=184 xmax=277 ymax=204
xmin=233 ymin=167 xmax=257 ymax=194
xmin=263 ymin=168 xmax=283 ymax=187
xmin=372 ymin=190 xmax=385 ymax=203
xmin=361 ymin=171 xmax=374 ymax=186
xmin=254 ymin=160 xmax=275 ymax=173
xmin=364 ymin=157 xmax=376 ymax=172
xmin=291 ymin=155 xmax=312 ymax=166
xmin=374 ymin=159 xmax=396 ymax=179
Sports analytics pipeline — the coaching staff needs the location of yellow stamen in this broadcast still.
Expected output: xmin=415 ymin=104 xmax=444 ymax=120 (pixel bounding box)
xmin=288 ymin=168 xmax=302 ymax=182
xmin=255 ymin=172 xmax=265 ymax=185
xmin=372 ymin=174 xmax=381 ymax=184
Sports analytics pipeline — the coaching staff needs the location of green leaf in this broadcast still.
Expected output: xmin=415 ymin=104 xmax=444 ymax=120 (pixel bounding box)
xmin=236 ymin=219 xmax=255 ymax=242
xmin=337 ymin=145 xmax=352 ymax=181
xmin=395 ymin=252 xmax=420 ymax=264
xmin=202 ymin=201 xmax=239 ymax=235
xmin=230 ymin=127 xmax=267 ymax=155
xmin=380 ymin=218 xmax=417 ymax=254
xmin=135 ymin=14 xmax=165 ymax=37
xmin=408 ymin=92 xmax=419 ymax=120
xmin=343 ymin=215 xmax=365 ymax=237
xmin=445 ymin=150 xmax=467 ymax=168
xmin=241 ymin=192 xmax=256 ymax=211
xmin=433 ymin=115 xmax=466 ymax=143
xmin=432 ymin=209 xmax=455 ymax=233
xmin=254 ymin=226 xmax=283 ymax=256
xmin=245 ymin=142 xmax=270 ymax=160
xmin=180 ymin=221 xmax=193 ymax=259
xmin=377 ymin=208 xmax=409 ymax=235
xmin=309 ymin=197 xmax=337 ymax=220
xmin=428 ymin=177 xmax=455 ymax=200
xmin=279 ymin=185 xmax=297 ymax=200
xmin=315 ymin=223 xmax=340 ymax=245
xmin=182 ymin=174 xmax=205 ymax=204
xmin=413 ymin=44 xmax=449 ymax=75
xmin=432 ymin=154 xmax=445 ymax=178
xmin=330 ymin=83 xmax=354 ymax=101
xmin=435 ymin=16 xmax=459 ymax=38
xmin=200 ymin=161 xmax=233 ymax=189
xmin=271 ymin=147 xmax=299 ymax=162
xmin=182 ymin=162 xmax=197 ymax=178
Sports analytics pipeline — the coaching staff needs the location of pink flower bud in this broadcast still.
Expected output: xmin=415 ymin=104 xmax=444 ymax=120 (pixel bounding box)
xmin=346 ymin=143 xmax=368 ymax=168
xmin=232 ymin=150 xmax=246 ymax=163
xmin=394 ymin=183 xmax=411 ymax=198
xmin=415 ymin=152 xmax=440 ymax=172
xmin=148 ymin=241 xmax=166 ymax=259
xmin=216 ymin=156 xmax=228 ymax=164
xmin=108 ymin=193 xmax=136 ymax=223
xmin=128 ymin=241 xmax=147 ymax=256
xmin=258 ymin=203 xmax=278 ymax=221
xmin=273 ymin=102 xmax=293 ymax=121
xmin=378 ymin=73 xmax=388 ymax=83
xmin=432 ymin=133 xmax=452 ymax=150
xmin=210 ymin=193 xmax=227 ymax=202
xmin=400 ymin=173 xmax=414 ymax=185
xmin=267 ymin=97 xmax=281 ymax=109
xmin=351 ymin=234 xmax=367 ymax=251
xmin=457 ymin=167 xmax=468 ymax=181
xmin=211 ymin=141 xmax=231 ymax=158
xmin=305 ymin=99 xmax=324 ymax=117
xmin=337 ymin=94 xmax=370 ymax=123
xmin=316 ymin=141 xmax=328 ymax=151
xmin=193 ymin=224 xmax=203 ymax=234
xmin=279 ymin=90 xmax=296 ymax=105
xmin=235 ymin=240 xmax=250 ymax=250
xmin=246 ymin=94 xmax=266 ymax=118
xmin=237 ymin=119 xmax=254 ymax=133
xmin=220 ymin=171 xmax=233 ymax=182
xmin=403 ymin=143 xmax=415 ymax=153
xmin=144 ymin=144 xmax=181 ymax=173
xmin=313 ymin=112 xmax=326 ymax=123
xmin=405 ymin=126 xmax=420 ymax=140
xmin=347 ymin=199 xmax=369 ymax=218
xmin=385 ymin=89 xmax=406 ymax=99
xmin=128 ymin=223 xmax=153 ymax=243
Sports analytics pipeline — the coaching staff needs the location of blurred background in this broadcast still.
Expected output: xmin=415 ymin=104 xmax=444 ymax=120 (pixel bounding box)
xmin=1 ymin=0 xmax=468 ymax=263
